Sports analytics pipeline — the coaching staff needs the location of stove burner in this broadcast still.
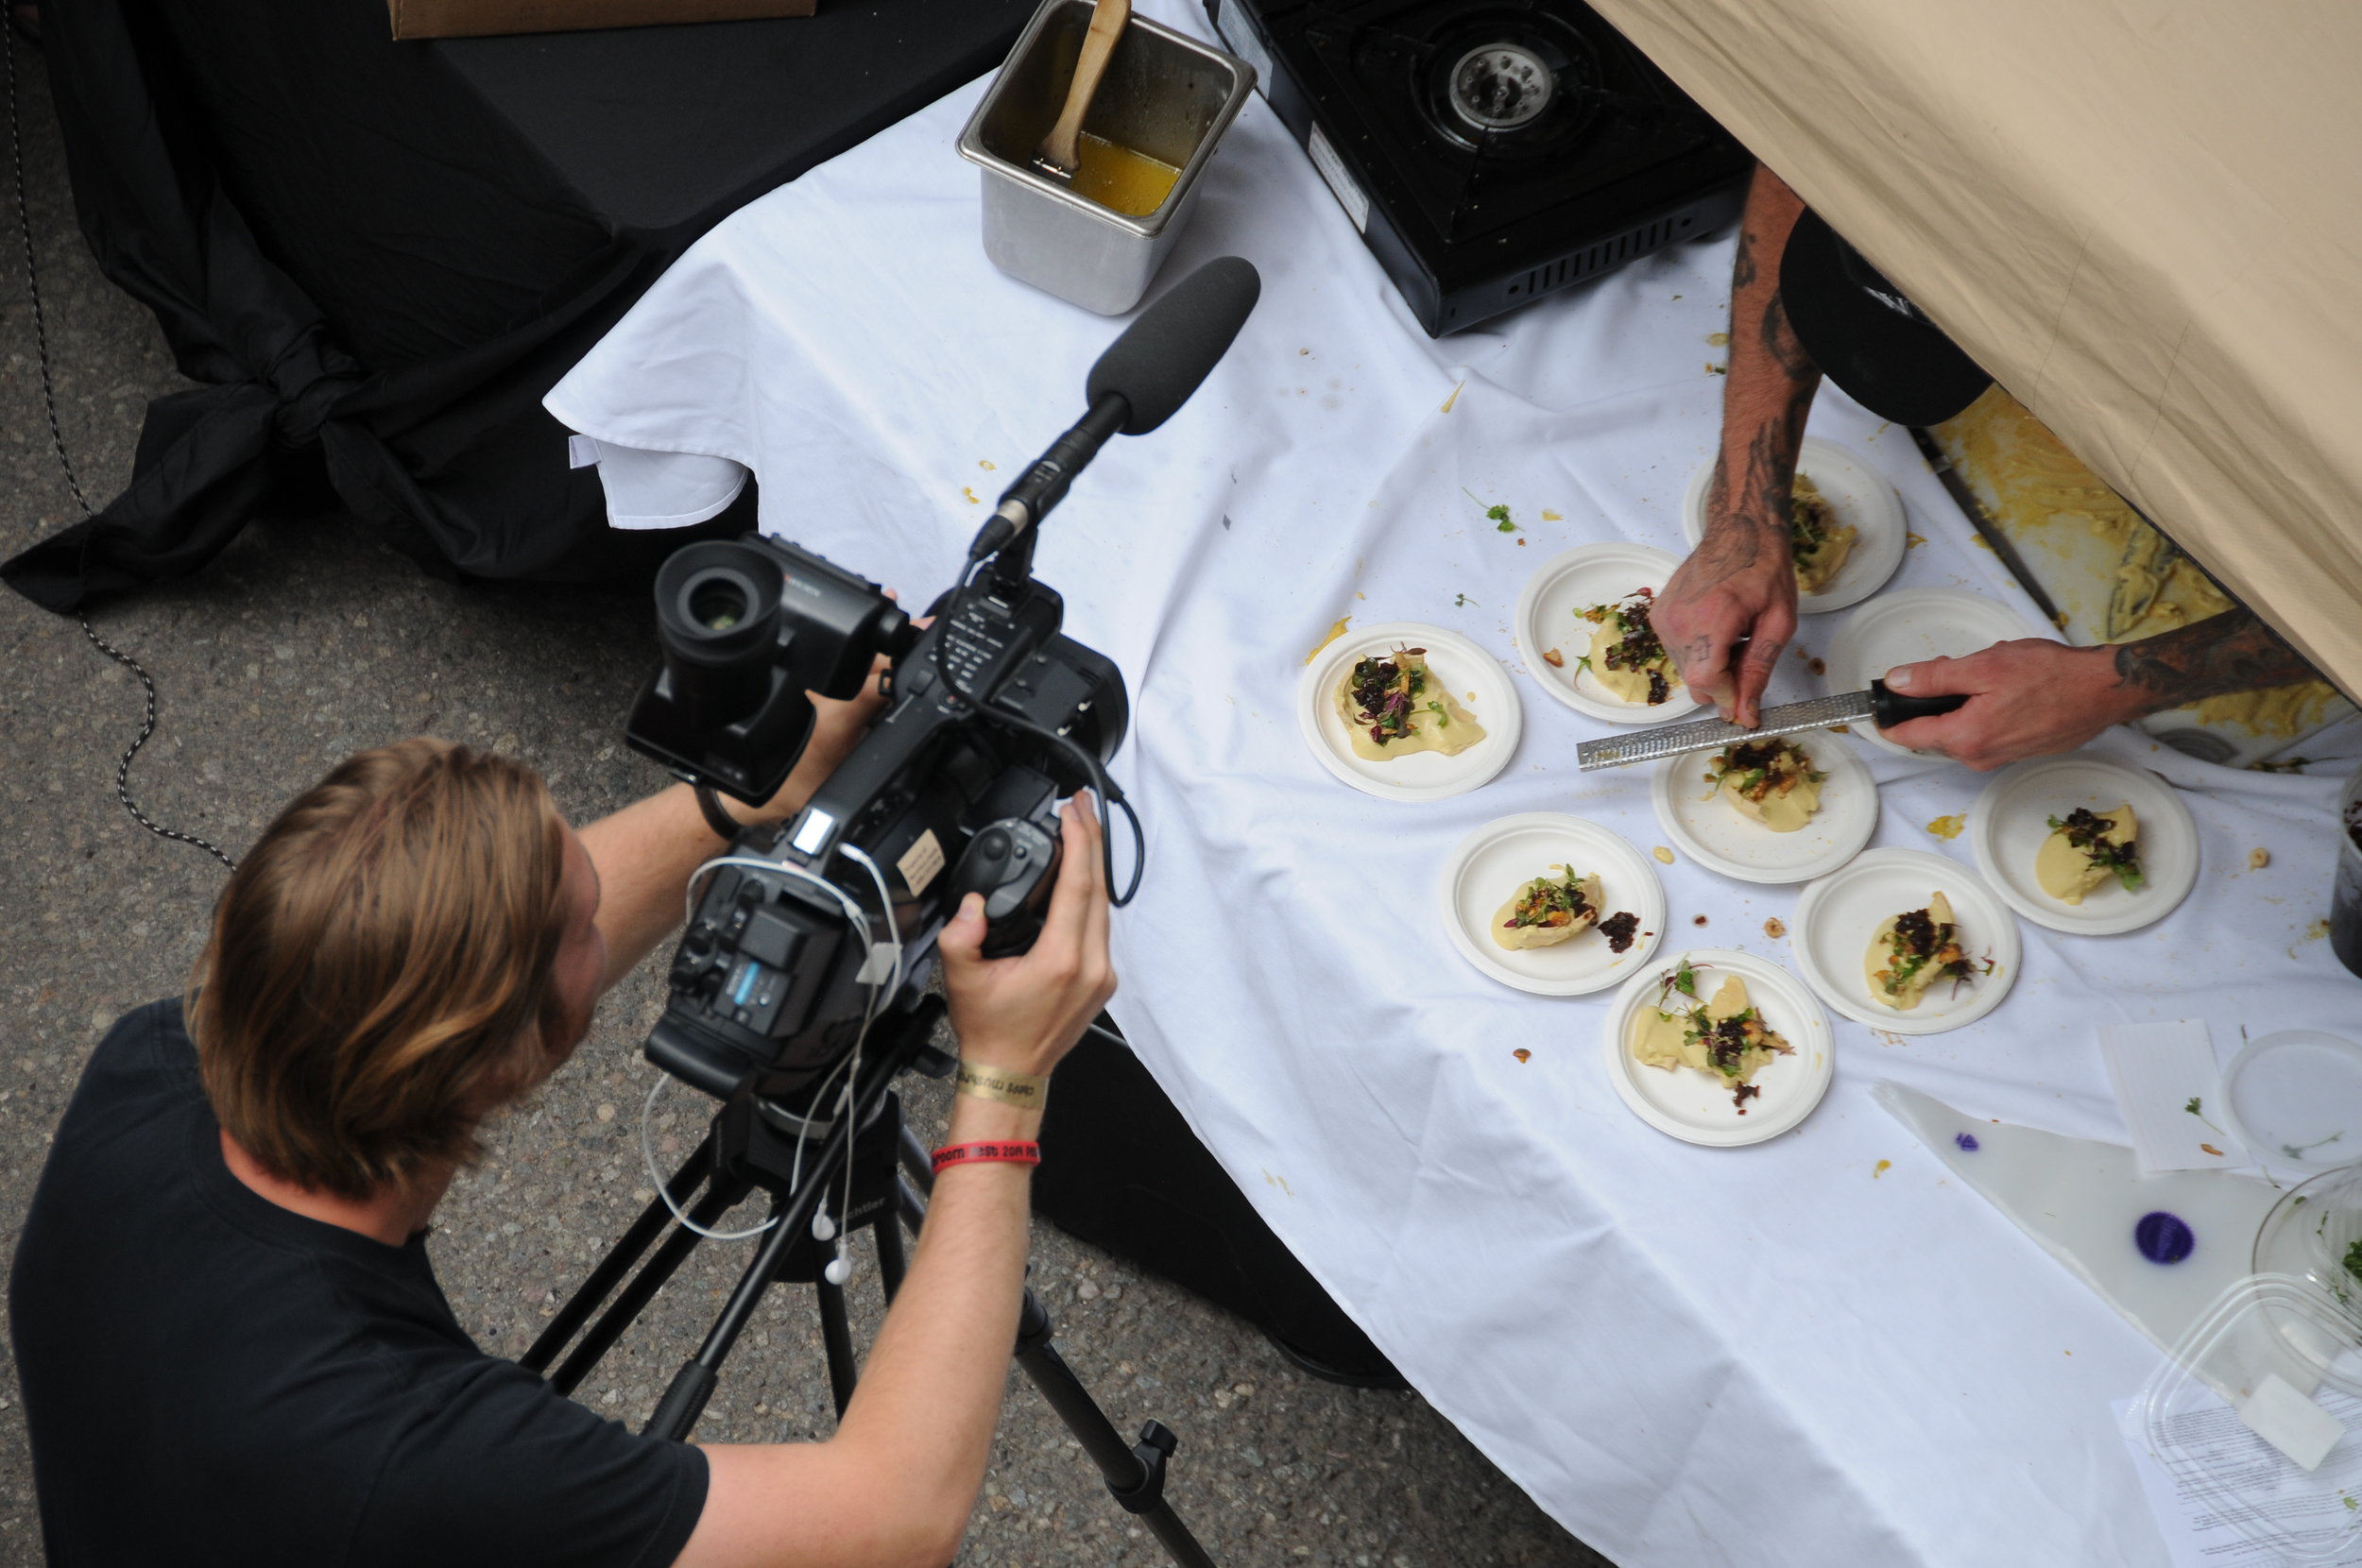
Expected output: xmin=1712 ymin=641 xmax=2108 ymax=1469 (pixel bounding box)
xmin=1222 ymin=0 xmax=1753 ymax=334
xmin=1448 ymin=44 xmax=1555 ymax=132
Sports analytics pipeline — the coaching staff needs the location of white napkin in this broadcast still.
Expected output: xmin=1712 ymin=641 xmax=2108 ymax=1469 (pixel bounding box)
xmin=2097 ymin=1021 xmax=2247 ymax=1174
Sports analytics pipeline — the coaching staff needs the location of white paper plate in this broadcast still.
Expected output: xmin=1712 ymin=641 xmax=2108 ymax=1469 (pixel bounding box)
xmin=1967 ymin=755 xmax=2199 ymax=934
xmin=2219 ymin=1030 xmax=2362 ymax=1171
xmin=1513 ymin=542 xmax=1701 ymax=724
xmin=1649 ymin=730 xmax=1877 ymax=885
xmin=1297 ymin=622 xmax=1522 ymax=803
xmin=1437 ymin=813 xmax=1667 ymax=996
xmin=1600 ymin=948 xmax=1834 ymax=1147
xmin=1680 ymin=436 xmax=1906 ymax=615
xmin=1789 ymin=848 xmax=2021 ymax=1034
xmin=1823 ymin=588 xmax=2042 ymax=757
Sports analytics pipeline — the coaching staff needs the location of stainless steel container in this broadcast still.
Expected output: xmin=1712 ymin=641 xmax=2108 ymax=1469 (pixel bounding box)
xmin=957 ymin=0 xmax=1254 ymax=315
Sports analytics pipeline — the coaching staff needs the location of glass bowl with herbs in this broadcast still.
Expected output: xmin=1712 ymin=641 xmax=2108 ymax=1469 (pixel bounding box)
xmin=2253 ymin=1165 xmax=2362 ymax=1314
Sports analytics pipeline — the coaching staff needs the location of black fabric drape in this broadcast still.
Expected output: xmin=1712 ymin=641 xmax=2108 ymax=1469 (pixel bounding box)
xmin=5 ymin=0 xmax=1032 ymax=611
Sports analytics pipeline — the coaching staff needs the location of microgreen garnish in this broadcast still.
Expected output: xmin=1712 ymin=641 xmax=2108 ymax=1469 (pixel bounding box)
xmin=2048 ymin=809 xmax=2144 ymax=891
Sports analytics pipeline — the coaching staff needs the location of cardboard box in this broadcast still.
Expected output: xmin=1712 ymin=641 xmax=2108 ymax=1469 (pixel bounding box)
xmin=388 ymin=0 xmax=814 ymax=40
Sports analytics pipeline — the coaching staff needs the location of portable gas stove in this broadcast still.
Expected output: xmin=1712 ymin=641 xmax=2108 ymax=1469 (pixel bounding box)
xmin=1205 ymin=0 xmax=1754 ymax=335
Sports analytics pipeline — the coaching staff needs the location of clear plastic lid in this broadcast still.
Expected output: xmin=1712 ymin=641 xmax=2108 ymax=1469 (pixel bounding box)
xmin=2130 ymin=1173 xmax=2362 ymax=1562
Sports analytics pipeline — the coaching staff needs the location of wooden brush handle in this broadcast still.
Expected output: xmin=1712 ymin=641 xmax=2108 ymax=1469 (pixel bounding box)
xmin=1039 ymin=0 xmax=1131 ymax=171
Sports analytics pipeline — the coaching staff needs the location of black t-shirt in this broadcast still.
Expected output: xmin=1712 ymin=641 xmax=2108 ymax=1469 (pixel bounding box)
xmin=9 ymin=999 xmax=708 ymax=1567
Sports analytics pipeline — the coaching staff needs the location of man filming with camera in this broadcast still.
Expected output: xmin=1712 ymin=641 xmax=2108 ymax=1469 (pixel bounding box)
xmin=9 ymin=659 xmax=1116 ymax=1567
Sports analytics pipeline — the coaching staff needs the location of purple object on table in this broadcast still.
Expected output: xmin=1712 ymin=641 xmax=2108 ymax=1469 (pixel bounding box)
xmin=2134 ymin=1211 xmax=2196 ymax=1265
xmin=1954 ymin=1133 xmax=1979 ymax=1151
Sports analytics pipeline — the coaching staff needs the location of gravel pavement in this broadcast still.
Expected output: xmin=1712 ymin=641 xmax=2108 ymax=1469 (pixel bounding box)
xmin=0 ymin=41 xmax=1614 ymax=1568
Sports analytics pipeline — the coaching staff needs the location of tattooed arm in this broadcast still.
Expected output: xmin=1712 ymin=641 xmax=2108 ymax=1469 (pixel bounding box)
xmin=1654 ymin=164 xmax=1820 ymax=726
xmin=1878 ymin=608 xmax=2319 ymax=770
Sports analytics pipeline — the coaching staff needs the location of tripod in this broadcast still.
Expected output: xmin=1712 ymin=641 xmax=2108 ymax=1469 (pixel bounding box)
xmin=522 ymin=997 xmax=1218 ymax=1568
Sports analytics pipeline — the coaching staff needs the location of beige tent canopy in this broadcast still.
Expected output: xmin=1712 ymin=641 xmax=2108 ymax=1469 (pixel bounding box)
xmin=1592 ymin=0 xmax=2360 ymax=697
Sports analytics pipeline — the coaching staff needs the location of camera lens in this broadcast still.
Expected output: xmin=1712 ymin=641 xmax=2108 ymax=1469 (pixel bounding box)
xmin=688 ymin=578 xmax=750 ymax=632
xmin=654 ymin=542 xmax=787 ymax=726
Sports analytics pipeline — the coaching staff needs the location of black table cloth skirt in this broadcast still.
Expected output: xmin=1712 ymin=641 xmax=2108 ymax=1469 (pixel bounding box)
xmin=4 ymin=0 xmax=1032 ymax=610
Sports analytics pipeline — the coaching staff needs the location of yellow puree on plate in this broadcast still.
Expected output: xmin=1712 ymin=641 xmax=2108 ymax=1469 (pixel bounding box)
xmin=2036 ymin=804 xmax=2138 ymax=904
xmin=1334 ymin=651 xmax=1484 ymax=761
xmin=1630 ymin=974 xmax=1784 ymax=1085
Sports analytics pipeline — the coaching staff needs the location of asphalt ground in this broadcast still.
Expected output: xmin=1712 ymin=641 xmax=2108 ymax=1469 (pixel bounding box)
xmin=0 ymin=39 xmax=1614 ymax=1568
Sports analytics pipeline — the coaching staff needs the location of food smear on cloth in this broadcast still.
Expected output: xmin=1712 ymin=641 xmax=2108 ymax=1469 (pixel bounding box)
xmin=1931 ymin=386 xmax=2340 ymax=736
xmin=1301 ymin=618 xmax=1351 ymax=664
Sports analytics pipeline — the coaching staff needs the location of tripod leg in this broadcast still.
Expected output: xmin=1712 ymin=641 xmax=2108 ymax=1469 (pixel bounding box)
xmin=898 ymin=1123 xmax=934 ymax=1187
xmin=550 ymin=1170 xmax=753 ymax=1396
xmin=895 ymin=1148 xmax=1219 ymax=1568
xmin=814 ymin=1279 xmax=860 ymax=1419
xmin=523 ymin=1133 xmax=715 ymax=1374
xmin=1013 ymin=1294 xmax=1220 ymax=1568
xmin=873 ymin=1204 xmax=908 ymax=1301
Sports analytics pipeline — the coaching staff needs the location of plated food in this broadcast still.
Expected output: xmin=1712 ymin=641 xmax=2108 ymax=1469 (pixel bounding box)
xmin=1297 ymin=622 xmax=1521 ymax=803
xmin=1600 ymin=949 xmax=1834 ymax=1146
xmin=1791 ymin=849 xmax=2020 ymax=1033
xmin=1514 ymin=543 xmax=1701 ymax=724
xmin=1629 ymin=957 xmax=1793 ymax=1112
xmin=1705 ymin=736 xmax=1825 ymax=832
xmin=1788 ymin=473 xmax=1857 ymax=595
xmin=1863 ymin=891 xmax=1991 ymax=1011
xmin=1652 ymin=731 xmax=1874 ymax=886
xmin=1969 ymin=756 xmax=2196 ymax=935
xmin=1439 ymin=815 xmax=1664 ymax=995
xmin=1679 ymin=437 xmax=1906 ymax=614
xmin=1494 ymin=867 xmax=1606 ymax=949
xmin=1335 ymin=646 xmax=1484 ymax=761
xmin=1572 ymin=588 xmax=1676 ymax=707
xmin=2036 ymin=804 xmax=2141 ymax=905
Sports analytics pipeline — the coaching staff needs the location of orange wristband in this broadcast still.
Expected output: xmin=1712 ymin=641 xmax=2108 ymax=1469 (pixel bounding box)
xmin=930 ymin=1140 xmax=1042 ymax=1174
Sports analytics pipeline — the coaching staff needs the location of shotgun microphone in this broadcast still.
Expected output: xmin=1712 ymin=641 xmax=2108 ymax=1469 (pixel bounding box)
xmin=971 ymin=257 xmax=1262 ymax=561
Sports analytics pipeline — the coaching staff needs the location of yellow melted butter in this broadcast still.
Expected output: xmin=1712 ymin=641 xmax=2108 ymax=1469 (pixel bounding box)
xmin=1070 ymin=134 xmax=1181 ymax=217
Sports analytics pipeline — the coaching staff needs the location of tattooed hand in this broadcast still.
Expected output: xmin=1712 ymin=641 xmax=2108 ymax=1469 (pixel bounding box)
xmin=1878 ymin=640 xmax=2144 ymax=769
xmin=1659 ymin=162 xmax=1819 ymax=727
xmin=1882 ymin=610 xmax=2317 ymax=769
xmin=1656 ymin=482 xmax=1799 ymax=726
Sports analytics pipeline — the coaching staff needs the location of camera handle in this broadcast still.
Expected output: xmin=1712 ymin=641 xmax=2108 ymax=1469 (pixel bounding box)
xmin=522 ymin=1000 xmax=1219 ymax=1568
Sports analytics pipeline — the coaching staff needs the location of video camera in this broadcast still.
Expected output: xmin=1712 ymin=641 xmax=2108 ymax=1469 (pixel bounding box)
xmin=623 ymin=257 xmax=1261 ymax=1107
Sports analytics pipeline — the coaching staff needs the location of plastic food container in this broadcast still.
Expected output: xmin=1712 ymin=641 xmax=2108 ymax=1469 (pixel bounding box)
xmin=2219 ymin=1030 xmax=2362 ymax=1172
xmin=957 ymin=0 xmax=1254 ymax=315
xmin=2130 ymin=1270 xmax=2362 ymax=1563
xmin=2127 ymin=1173 xmax=2362 ymax=1565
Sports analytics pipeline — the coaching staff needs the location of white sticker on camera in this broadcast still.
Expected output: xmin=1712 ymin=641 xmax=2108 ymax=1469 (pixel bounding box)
xmin=898 ymin=829 xmax=946 ymax=896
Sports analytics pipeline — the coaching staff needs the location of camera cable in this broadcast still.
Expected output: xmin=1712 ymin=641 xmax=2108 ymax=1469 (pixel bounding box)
xmin=6 ymin=24 xmax=237 ymax=873
xmin=934 ymin=562 xmax=1143 ymax=906
xmin=654 ymin=850 xmax=905 ymax=1254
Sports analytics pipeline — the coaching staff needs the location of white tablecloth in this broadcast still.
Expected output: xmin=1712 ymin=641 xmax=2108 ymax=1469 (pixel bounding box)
xmin=546 ymin=12 xmax=2362 ymax=1561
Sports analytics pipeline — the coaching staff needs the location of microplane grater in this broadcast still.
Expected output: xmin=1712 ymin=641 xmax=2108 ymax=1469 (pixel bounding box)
xmin=1574 ymin=681 xmax=1965 ymax=771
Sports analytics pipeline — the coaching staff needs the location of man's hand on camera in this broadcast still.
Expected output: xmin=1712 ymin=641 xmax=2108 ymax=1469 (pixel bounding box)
xmin=937 ymin=794 xmax=1115 ymax=1081
xmin=744 ymin=653 xmax=898 ymax=827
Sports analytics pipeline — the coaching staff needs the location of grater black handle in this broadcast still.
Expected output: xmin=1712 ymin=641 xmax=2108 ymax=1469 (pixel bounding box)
xmin=1869 ymin=679 xmax=1968 ymax=730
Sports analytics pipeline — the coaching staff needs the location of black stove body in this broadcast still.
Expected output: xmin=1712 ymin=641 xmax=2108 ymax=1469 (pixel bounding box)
xmin=1206 ymin=0 xmax=1754 ymax=335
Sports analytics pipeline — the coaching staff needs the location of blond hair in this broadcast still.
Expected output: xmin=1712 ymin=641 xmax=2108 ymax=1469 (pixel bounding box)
xmin=191 ymin=739 xmax=571 ymax=1199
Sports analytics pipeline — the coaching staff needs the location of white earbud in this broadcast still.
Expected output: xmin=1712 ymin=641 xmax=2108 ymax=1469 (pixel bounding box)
xmin=824 ymin=1253 xmax=852 ymax=1286
xmin=811 ymin=1212 xmax=837 ymax=1243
